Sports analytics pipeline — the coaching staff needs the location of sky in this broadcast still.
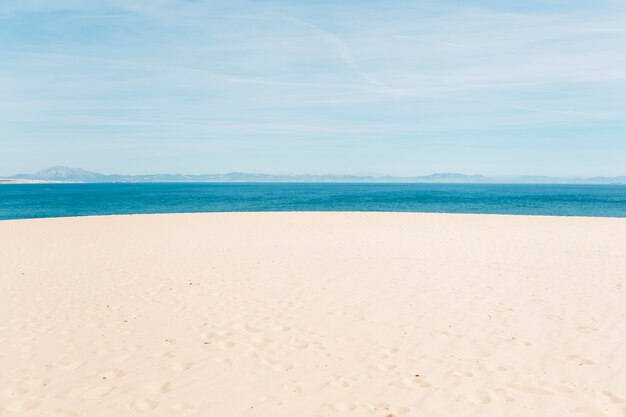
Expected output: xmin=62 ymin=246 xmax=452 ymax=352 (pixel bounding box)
xmin=1 ymin=0 xmax=625 ymax=177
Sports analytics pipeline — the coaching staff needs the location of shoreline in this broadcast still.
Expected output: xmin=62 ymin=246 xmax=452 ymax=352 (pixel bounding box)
xmin=3 ymin=210 xmax=626 ymax=222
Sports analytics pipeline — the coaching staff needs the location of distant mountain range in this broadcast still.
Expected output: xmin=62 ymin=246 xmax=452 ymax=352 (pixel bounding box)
xmin=2 ymin=166 xmax=626 ymax=184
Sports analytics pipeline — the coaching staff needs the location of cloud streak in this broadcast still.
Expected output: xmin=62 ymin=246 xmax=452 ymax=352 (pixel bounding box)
xmin=280 ymin=14 xmax=388 ymax=89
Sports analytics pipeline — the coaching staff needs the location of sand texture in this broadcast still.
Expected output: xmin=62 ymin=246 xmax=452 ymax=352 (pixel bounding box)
xmin=1 ymin=212 xmax=626 ymax=417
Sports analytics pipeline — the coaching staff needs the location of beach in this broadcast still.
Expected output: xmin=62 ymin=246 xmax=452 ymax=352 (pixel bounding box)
xmin=1 ymin=212 xmax=625 ymax=416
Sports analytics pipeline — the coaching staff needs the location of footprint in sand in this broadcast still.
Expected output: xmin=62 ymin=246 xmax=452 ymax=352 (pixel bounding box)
xmin=365 ymin=402 xmax=411 ymax=417
xmin=258 ymin=356 xmax=294 ymax=372
xmin=98 ymin=368 xmax=126 ymax=380
xmin=576 ymin=326 xmax=599 ymax=333
xmin=287 ymin=337 xmax=309 ymax=350
xmin=376 ymin=346 xmax=399 ymax=356
xmin=130 ymin=398 xmax=158 ymax=412
xmin=482 ymin=363 xmax=509 ymax=372
xmin=206 ymin=330 xmax=231 ymax=340
xmin=467 ymin=390 xmax=492 ymax=405
xmin=212 ymin=341 xmax=236 ymax=350
xmin=243 ymin=324 xmax=261 ymax=333
xmin=258 ymin=395 xmax=282 ymax=405
xmin=398 ymin=375 xmax=432 ymax=389
xmin=273 ymin=362 xmax=294 ymax=372
xmin=82 ymin=385 xmax=115 ymax=399
xmin=271 ymin=324 xmax=291 ymax=333
xmin=5 ymin=398 xmax=42 ymax=412
xmin=566 ymin=355 xmax=594 ymax=365
xmin=367 ymin=402 xmax=411 ymax=415
xmin=602 ymin=390 xmax=626 ymax=404
xmin=574 ymin=406 xmax=605 ymax=417
xmin=247 ymin=336 xmax=272 ymax=350
xmin=368 ymin=363 xmax=398 ymax=371
xmin=451 ymin=370 xmax=474 ymax=378
xmin=214 ymin=357 xmax=233 ymax=365
xmin=283 ymin=382 xmax=303 ymax=393
xmin=145 ymin=382 xmax=172 ymax=394
xmin=328 ymin=375 xmax=351 ymax=388
xmin=169 ymin=361 xmax=194 ymax=372
xmin=330 ymin=402 xmax=357 ymax=412
xmin=493 ymin=388 xmax=516 ymax=402
xmin=171 ymin=403 xmax=195 ymax=413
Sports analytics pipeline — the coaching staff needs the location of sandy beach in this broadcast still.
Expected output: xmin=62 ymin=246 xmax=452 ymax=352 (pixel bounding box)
xmin=1 ymin=212 xmax=625 ymax=417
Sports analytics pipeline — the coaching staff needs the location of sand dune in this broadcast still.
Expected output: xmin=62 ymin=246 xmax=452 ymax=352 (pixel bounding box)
xmin=1 ymin=213 xmax=625 ymax=417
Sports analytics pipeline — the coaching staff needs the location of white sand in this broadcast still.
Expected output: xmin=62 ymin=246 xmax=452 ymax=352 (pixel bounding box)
xmin=1 ymin=212 xmax=625 ymax=417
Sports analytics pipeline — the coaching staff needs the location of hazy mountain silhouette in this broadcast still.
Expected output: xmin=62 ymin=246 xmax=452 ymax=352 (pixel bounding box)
xmin=6 ymin=166 xmax=626 ymax=184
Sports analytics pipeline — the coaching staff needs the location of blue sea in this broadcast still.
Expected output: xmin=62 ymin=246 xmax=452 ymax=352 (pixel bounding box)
xmin=1 ymin=183 xmax=626 ymax=220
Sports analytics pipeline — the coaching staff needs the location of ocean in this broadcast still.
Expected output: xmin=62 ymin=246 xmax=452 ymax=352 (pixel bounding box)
xmin=1 ymin=183 xmax=626 ymax=220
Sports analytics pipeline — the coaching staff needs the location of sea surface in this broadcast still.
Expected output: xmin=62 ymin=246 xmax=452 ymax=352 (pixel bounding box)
xmin=1 ymin=183 xmax=626 ymax=220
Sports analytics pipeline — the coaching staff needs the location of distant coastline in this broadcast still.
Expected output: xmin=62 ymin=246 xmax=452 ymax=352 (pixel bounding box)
xmin=2 ymin=166 xmax=626 ymax=185
xmin=0 ymin=178 xmax=68 ymax=184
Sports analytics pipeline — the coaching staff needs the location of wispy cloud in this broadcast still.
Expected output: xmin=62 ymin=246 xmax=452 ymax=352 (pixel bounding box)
xmin=280 ymin=14 xmax=389 ymax=89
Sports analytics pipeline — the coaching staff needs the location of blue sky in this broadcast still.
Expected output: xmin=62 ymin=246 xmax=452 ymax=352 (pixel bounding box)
xmin=1 ymin=0 xmax=625 ymax=176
